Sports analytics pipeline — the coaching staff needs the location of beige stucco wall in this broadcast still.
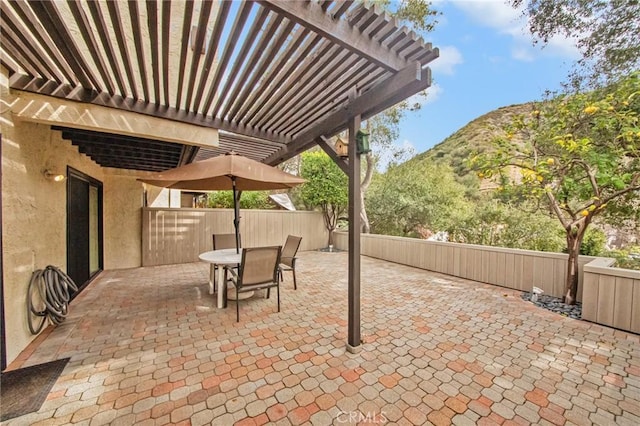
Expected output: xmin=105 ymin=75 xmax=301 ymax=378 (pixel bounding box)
xmin=102 ymin=170 xmax=145 ymax=270
xmin=1 ymin=66 xmax=146 ymax=365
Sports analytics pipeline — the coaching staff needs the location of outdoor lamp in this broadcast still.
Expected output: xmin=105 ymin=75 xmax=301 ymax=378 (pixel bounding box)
xmin=356 ymin=129 xmax=370 ymax=155
xmin=44 ymin=169 xmax=66 ymax=182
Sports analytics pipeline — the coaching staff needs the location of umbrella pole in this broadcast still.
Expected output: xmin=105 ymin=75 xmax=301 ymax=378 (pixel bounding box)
xmin=232 ymin=178 xmax=240 ymax=254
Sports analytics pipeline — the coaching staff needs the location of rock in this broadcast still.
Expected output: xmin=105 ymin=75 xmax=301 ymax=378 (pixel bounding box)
xmin=521 ymin=291 xmax=582 ymax=319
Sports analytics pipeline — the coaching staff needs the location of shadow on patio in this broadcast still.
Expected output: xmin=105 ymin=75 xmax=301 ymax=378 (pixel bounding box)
xmin=8 ymin=252 xmax=640 ymax=425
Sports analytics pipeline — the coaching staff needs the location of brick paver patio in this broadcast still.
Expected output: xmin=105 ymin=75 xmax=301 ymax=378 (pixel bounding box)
xmin=5 ymin=251 xmax=640 ymax=425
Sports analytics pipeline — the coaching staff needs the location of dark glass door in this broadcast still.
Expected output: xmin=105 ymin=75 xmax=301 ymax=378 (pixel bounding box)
xmin=67 ymin=168 xmax=103 ymax=296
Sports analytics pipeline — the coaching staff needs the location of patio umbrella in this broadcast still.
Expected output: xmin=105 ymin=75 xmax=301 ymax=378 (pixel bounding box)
xmin=139 ymin=152 xmax=305 ymax=253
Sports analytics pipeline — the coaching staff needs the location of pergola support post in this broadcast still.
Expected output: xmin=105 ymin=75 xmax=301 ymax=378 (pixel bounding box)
xmin=346 ymin=114 xmax=362 ymax=354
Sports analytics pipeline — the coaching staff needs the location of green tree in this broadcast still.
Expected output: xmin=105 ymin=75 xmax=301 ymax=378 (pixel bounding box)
xmin=513 ymin=0 xmax=640 ymax=88
xmin=367 ymin=161 xmax=468 ymax=237
xmin=299 ymin=151 xmax=348 ymax=246
xmin=207 ymin=190 xmax=272 ymax=209
xmin=356 ymin=0 xmax=439 ymax=233
xmin=473 ymin=73 xmax=640 ymax=304
xmin=450 ymin=199 xmax=565 ymax=252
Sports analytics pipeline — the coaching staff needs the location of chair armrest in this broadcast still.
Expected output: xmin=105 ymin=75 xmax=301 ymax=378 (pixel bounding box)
xmin=224 ymin=265 xmax=239 ymax=281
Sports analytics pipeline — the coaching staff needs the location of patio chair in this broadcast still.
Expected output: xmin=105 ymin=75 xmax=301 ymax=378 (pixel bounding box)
xmin=225 ymin=246 xmax=282 ymax=322
xmin=279 ymin=235 xmax=302 ymax=290
xmin=212 ymin=233 xmax=241 ymax=293
xmin=212 ymin=233 xmax=240 ymax=250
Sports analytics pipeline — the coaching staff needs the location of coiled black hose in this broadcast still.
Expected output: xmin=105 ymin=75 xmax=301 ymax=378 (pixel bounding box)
xmin=27 ymin=265 xmax=78 ymax=334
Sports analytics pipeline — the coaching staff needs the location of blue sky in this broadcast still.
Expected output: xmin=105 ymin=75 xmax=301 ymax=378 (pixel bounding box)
xmin=396 ymin=0 xmax=580 ymax=155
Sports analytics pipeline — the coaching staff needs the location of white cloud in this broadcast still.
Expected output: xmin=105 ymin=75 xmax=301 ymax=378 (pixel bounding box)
xmin=453 ymin=0 xmax=521 ymax=32
xmin=450 ymin=0 xmax=580 ymax=61
xmin=425 ymin=83 xmax=443 ymax=104
xmin=511 ymin=46 xmax=534 ymax=62
xmin=429 ymin=46 xmax=464 ymax=75
xmin=545 ymin=35 xmax=581 ymax=59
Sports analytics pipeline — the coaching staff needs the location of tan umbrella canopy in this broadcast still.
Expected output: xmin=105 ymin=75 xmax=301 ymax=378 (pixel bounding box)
xmin=140 ymin=152 xmax=305 ymax=191
xmin=140 ymin=152 xmax=305 ymax=252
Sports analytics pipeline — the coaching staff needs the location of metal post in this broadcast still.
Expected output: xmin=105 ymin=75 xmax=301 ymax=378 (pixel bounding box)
xmin=347 ymin=114 xmax=362 ymax=353
xmin=232 ymin=178 xmax=240 ymax=254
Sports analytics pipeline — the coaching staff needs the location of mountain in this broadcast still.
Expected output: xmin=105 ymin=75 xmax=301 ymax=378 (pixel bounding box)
xmin=410 ymin=102 xmax=534 ymax=177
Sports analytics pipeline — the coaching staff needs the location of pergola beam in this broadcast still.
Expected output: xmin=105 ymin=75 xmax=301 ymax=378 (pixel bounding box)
xmin=258 ymin=0 xmax=408 ymax=72
xmin=265 ymin=62 xmax=430 ymax=165
xmin=318 ymin=136 xmax=348 ymax=174
xmin=9 ymin=73 xmax=289 ymax=145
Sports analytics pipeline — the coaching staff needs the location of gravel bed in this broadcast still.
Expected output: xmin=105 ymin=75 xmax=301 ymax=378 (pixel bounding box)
xmin=521 ymin=291 xmax=582 ymax=319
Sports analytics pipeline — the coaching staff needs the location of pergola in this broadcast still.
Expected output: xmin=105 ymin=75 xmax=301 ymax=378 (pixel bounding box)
xmin=0 ymin=0 xmax=438 ymax=351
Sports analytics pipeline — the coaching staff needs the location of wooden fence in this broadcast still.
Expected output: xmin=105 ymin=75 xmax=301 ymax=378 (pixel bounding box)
xmin=142 ymin=208 xmax=328 ymax=266
xmin=333 ymin=232 xmax=596 ymax=300
xmin=582 ymin=258 xmax=640 ymax=334
xmin=334 ymin=232 xmax=640 ymax=334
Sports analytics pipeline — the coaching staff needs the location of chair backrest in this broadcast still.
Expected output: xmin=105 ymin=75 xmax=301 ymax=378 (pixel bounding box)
xmin=239 ymin=246 xmax=281 ymax=287
xmin=213 ymin=233 xmax=240 ymax=250
xmin=281 ymin=235 xmax=302 ymax=267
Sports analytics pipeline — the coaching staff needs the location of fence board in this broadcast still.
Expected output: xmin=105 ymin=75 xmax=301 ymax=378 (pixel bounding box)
xmin=581 ymin=272 xmax=599 ymax=323
xmin=613 ymin=277 xmax=634 ymax=331
xmin=597 ymin=275 xmax=616 ymax=326
xmin=632 ymin=279 xmax=640 ymax=333
xmin=142 ymin=208 xmax=327 ymax=266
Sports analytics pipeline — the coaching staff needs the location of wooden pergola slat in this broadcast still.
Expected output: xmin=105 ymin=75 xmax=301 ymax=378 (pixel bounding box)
xmin=283 ymin=65 xmax=386 ymax=138
xmin=0 ymin=23 xmax=52 ymax=80
xmin=8 ymin=0 xmax=76 ymax=84
xmin=259 ymin=0 xmax=408 ymax=72
xmin=331 ymin=0 xmax=353 ymax=20
xmin=201 ymin=1 xmax=253 ymax=115
xmin=280 ymin=62 xmax=382 ymax=136
xmin=175 ymin=0 xmax=194 ymax=110
xmin=254 ymin=39 xmax=335 ymax=129
xmin=193 ymin=1 xmax=231 ymax=114
xmin=29 ymin=1 xmax=96 ymax=89
xmin=68 ymin=0 xmax=115 ymax=95
xmin=242 ymin=30 xmax=319 ymax=126
xmin=226 ymin=18 xmax=294 ymax=122
xmin=268 ymin=49 xmax=358 ymax=132
xmin=87 ymin=1 xmax=128 ymax=97
xmin=106 ymin=1 xmax=138 ymax=99
xmin=128 ymin=0 xmax=150 ymax=103
xmin=0 ymin=4 xmax=63 ymax=82
xmin=0 ymin=46 xmax=21 ymax=75
xmin=0 ymin=28 xmax=42 ymax=78
xmin=78 ymin=149 xmax=181 ymax=165
xmin=209 ymin=7 xmax=270 ymax=119
xmin=161 ymin=1 xmax=171 ymax=106
xmin=184 ymin=0 xmax=213 ymax=113
xmin=145 ymin=1 xmax=160 ymax=105
xmin=220 ymin=13 xmax=286 ymax=121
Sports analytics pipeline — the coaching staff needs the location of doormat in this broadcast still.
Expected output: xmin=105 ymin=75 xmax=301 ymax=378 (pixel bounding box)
xmin=0 ymin=358 xmax=70 ymax=422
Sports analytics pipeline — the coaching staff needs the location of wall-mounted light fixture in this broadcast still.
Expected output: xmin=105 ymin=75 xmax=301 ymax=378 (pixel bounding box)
xmin=43 ymin=169 xmax=66 ymax=182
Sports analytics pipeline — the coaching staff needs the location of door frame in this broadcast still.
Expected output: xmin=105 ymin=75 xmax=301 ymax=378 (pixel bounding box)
xmin=66 ymin=167 xmax=103 ymax=298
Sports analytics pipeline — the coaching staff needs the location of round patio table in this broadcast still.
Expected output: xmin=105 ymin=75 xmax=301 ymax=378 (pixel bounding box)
xmin=198 ymin=249 xmax=253 ymax=308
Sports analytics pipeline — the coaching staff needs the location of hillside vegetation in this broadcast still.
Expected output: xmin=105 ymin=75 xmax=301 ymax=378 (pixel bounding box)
xmin=412 ymin=103 xmax=533 ymax=180
xmin=367 ymin=83 xmax=639 ymax=261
